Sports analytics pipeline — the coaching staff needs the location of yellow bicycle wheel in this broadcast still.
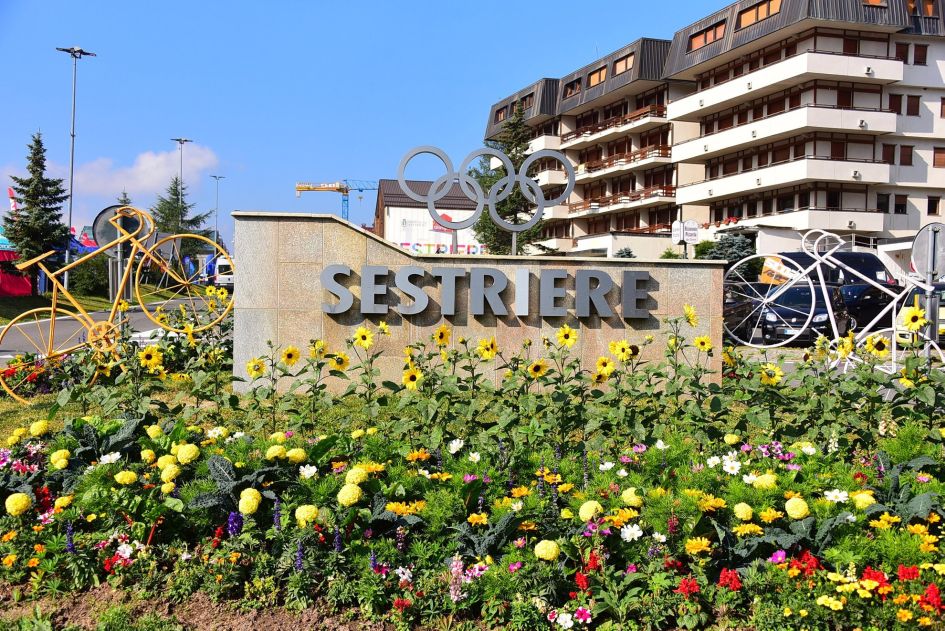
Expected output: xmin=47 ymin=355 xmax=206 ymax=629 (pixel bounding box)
xmin=0 ymin=308 xmax=94 ymax=404
xmin=134 ymin=234 xmax=234 ymax=334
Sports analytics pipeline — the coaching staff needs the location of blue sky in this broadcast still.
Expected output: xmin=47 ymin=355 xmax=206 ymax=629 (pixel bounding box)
xmin=0 ymin=1 xmax=716 ymax=249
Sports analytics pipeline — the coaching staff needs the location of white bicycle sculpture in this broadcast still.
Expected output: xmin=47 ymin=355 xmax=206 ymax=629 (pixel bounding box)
xmin=723 ymin=227 xmax=943 ymax=375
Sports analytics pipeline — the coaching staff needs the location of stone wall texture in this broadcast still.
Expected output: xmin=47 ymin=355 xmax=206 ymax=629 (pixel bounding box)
xmin=232 ymin=212 xmax=725 ymax=390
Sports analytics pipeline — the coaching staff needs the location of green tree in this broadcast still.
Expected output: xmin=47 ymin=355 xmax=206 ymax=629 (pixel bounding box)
xmin=5 ymin=132 xmax=70 ymax=295
xmin=117 ymin=189 xmax=132 ymax=206
xmin=150 ymin=176 xmax=210 ymax=236
xmin=469 ymin=104 xmax=545 ymax=254
xmin=614 ymin=247 xmax=636 ymax=258
xmin=659 ymin=247 xmax=683 ymax=259
xmin=696 ymin=234 xmax=755 ymax=269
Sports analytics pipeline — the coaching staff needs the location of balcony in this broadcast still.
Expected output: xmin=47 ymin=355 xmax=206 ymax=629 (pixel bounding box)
xmin=673 ymin=106 xmax=897 ymax=163
xmin=572 ymin=229 xmax=674 ymax=258
xmin=533 ymin=168 xmax=569 ymax=188
xmin=568 ymin=185 xmax=676 ymax=216
xmin=710 ymin=207 xmax=889 ymax=233
xmin=575 ymin=146 xmax=672 ymax=183
xmin=560 ymin=105 xmax=668 ymax=150
xmin=528 ymin=135 xmax=561 ymax=153
xmin=676 ymin=158 xmax=890 ymax=205
xmin=538 ymin=236 xmax=576 ymax=252
xmin=668 ymin=51 xmax=903 ymax=122
xmin=541 ymin=204 xmax=570 ymax=220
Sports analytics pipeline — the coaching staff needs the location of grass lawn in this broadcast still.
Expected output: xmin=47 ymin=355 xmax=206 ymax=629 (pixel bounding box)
xmin=0 ymin=284 xmax=196 ymax=325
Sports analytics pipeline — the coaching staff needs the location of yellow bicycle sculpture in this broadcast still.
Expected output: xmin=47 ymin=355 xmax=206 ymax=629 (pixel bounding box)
xmin=0 ymin=205 xmax=234 ymax=403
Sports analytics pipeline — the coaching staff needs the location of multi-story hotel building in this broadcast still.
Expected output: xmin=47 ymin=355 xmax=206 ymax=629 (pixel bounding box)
xmin=484 ymin=0 xmax=945 ymax=276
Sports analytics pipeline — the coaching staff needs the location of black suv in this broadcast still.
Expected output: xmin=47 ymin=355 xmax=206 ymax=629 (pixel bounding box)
xmin=760 ymin=284 xmax=851 ymax=345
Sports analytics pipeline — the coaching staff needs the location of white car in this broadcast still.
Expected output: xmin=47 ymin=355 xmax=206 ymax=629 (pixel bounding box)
xmin=214 ymin=260 xmax=234 ymax=292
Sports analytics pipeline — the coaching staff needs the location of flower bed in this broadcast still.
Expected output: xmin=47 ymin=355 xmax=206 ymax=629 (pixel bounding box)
xmin=1 ymin=308 xmax=944 ymax=629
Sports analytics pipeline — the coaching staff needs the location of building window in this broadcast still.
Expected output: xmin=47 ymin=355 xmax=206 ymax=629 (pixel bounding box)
xmin=914 ymin=45 xmax=928 ymax=65
xmin=940 ymin=97 xmax=945 ymax=118
xmin=907 ymin=95 xmax=921 ymax=116
xmin=587 ymin=66 xmax=607 ymax=88
xmin=613 ymin=53 xmax=634 ymax=76
xmin=689 ymin=21 xmax=726 ymax=52
xmin=737 ymin=0 xmax=782 ymax=29
xmin=494 ymin=107 xmax=508 ymax=124
xmin=863 ymin=0 xmax=887 ymax=5
xmin=907 ymin=0 xmax=917 ymax=14
xmin=882 ymin=144 xmax=896 ymax=164
xmin=877 ymin=193 xmax=890 ymax=213
xmin=900 ymin=145 xmax=914 ymax=166
xmin=923 ymin=0 xmax=937 ymax=16
xmin=895 ymin=194 xmax=908 ymax=214
xmin=563 ymin=79 xmax=581 ymax=99
xmin=889 ymin=94 xmax=903 ymax=114
xmin=929 ymin=197 xmax=940 ymax=215
xmin=935 ymin=148 xmax=945 ymax=168
xmin=895 ymin=42 xmax=910 ymax=63
xmin=520 ymin=93 xmax=534 ymax=110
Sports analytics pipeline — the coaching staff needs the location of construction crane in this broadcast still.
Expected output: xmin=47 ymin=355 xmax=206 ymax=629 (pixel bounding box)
xmin=295 ymin=179 xmax=378 ymax=221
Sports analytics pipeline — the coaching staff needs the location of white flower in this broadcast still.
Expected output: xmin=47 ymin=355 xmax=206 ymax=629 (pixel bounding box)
xmin=824 ymin=489 xmax=849 ymax=503
xmin=100 ymin=452 xmax=121 ymax=465
xmin=617 ymin=469 xmax=628 ymax=478
xmin=394 ymin=566 xmax=413 ymax=582
xmin=116 ymin=543 xmax=134 ymax=559
xmin=722 ymin=460 xmax=742 ymax=475
xmin=468 ymin=452 xmax=481 ymax=463
xmin=655 ymin=440 xmax=669 ymax=450
xmin=557 ymin=612 xmax=574 ymax=629
xmin=802 ymin=445 xmax=816 ymax=456
xmin=299 ymin=465 xmax=318 ymax=480
xmin=620 ymin=524 xmax=644 ymax=542
xmin=652 ymin=531 xmax=667 ymax=543
xmin=180 ymin=552 xmax=192 ymax=561
xmin=511 ymin=500 xmax=523 ymax=512
xmin=845 ymin=514 xmax=857 ymax=523
xmin=417 ymin=468 xmax=430 ymax=477
xmin=599 ymin=461 xmax=615 ymax=471
xmin=706 ymin=456 xmax=721 ymax=468
xmin=723 ymin=450 xmax=740 ymax=463
xmin=448 ymin=438 xmax=465 ymax=454
xmin=207 ymin=427 xmax=226 ymax=439
xmin=742 ymin=473 xmax=758 ymax=485
xmin=233 ymin=431 xmax=245 ymax=439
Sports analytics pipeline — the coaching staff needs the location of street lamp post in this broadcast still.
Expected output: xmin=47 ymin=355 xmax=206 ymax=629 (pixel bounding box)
xmin=56 ymin=46 xmax=96 ymax=290
xmin=170 ymin=138 xmax=192 ymax=232
xmin=210 ymin=175 xmax=225 ymax=246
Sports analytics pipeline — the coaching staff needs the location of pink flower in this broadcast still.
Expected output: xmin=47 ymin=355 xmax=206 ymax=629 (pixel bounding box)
xmin=508 ymin=561 xmax=522 ymax=573
xmin=463 ymin=474 xmax=478 ymax=483
xmin=514 ymin=537 xmax=526 ymax=549
xmin=575 ymin=606 xmax=592 ymax=623
xmin=625 ymin=563 xmax=638 ymax=574
xmin=769 ymin=550 xmax=786 ymax=563
xmin=917 ymin=474 xmax=932 ymax=483
xmin=284 ymin=431 xmax=294 ymax=438
xmin=547 ymin=610 xmax=558 ymax=622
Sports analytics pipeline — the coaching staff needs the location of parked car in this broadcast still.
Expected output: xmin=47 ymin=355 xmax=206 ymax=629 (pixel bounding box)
xmin=214 ymin=259 xmax=234 ymax=292
xmin=841 ymin=284 xmax=896 ymax=330
xmin=895 ymin=284 xmax=945 ymax=345
xmin=776 ymin=251 xmax=898 ymax=286
xmin=760 ymin=283 xmax=851 ymax=345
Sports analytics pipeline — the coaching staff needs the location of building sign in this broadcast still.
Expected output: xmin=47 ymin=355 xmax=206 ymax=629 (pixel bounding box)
xmin=399 ymin=242 xmax=487 ymax=255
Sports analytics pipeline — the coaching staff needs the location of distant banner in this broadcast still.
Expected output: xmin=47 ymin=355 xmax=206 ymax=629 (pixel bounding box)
xmin=760 ymin=256 xmax=799 ymax=284
xmin=0 ymin=226 xmax=14 ymax=251
xmin=400 ymin=242 xmax=488 ymax=255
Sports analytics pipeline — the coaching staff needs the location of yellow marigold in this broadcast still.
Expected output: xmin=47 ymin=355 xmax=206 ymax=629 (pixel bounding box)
xmin=295 ymin=504 xmax=319 ymax=528
xmin=358 ymin=462 xmax=385 ymax=474
xmin=511 ymin=486 xmax=532 ymax=498
xmin=161 ymin=482 xmax=176 ymax=494
xmin=161 ymin=464 xmax=181 ymax=483
xmin=760 ymin=363 xmax=784 ymax=386
xmin=685 ymin=537 xmax=712 ymax=555
xmin=534 ymin=539 xmax=560 ymax=561
xmin=238 ymin=488 xmax=262 ymax=515
xmin=269 ymin=432 xmax=287 ymax=443
xmin=54 ymin=496 xmax=72 ymax=509
xmin=353 ymin=327 xmax=374 ymax=350
xmin=606 ymin=508 xmax=639 ymax=527
xmin=345 ymin=466 xmax=369 ymax=485
xmin=558 ymin=483 xmax=575 ymax=494
xmin=698 ymin=494 xmax=727 ymax=512
xmin=683 ymin=304 xmax=699 ymax=327
xmin=156 ymin=454 xmax=177 ymax=470
xmin=2 ymin=554 xmax=16 ymax=567
xmin=146 ymin=424 xmax=164 ymax=439
xmin=528 ymin=359 xmax=548 ymax=379
xmin=733 ymin=523 xmax=764 ymax=537
xmin=785 ymin=497 xmax=810 ymax=520
xmin=596 ymin=356 xmax=615 ymax=376
xmin=140 ymin=449 xmax=156 ymax=464
xmin=287 ymin=448 xmax=308 ymax=464
xmin=29 ymin=420 xmax=49 ymax=436
xmin=759 ymin=507 xmax=784 ymax=523
xmin=176 ymin=444 xmax=200 ymax=465
xmin=733 ymin=502 xmax=753 ymax=521
xmin=406 ymin=448 xmax=431 ymax=462
xmin=621 ymin=487 xmax=643 ymax=507
xmin=113 ymin=471 xmax=137 ymax=486
xmin=350 ymin=429 xmax=365 ymax=440
xmin=851 ymin=490 xmax=876 ymax=510
xmin=434 ymin=324 xmax=451 ymax=347
xmin=467 ymin=512 xmax=488 ymax=526
xmin=281 ymin=345 xmax=301 ymax=366
xmin=337 ymin=483 xmax=363 ymax=507
xmin=579 ymin=500 xmax=604 ymax=522
xmin=693 ymin=336 xmax=712 ymax=352
xmin=753 ymin=472 xmax=778 ymax=490
xmin=266 ymin=445 xmax=287 ymax=460
xmin=8 ymin=494 xmax=35 ymax=516
xmin=724 ymin=433 xmax=740 ymax=445
xmin=556 ymin=324 xmax=578 ymax=348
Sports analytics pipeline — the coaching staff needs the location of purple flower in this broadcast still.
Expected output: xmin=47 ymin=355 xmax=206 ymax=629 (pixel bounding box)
xmin=334 ymin=527 xmax=342 ymax=553
xmin=273 ymin=497 xmax=282 ymax=532
xmin=226 ymin=511 xmax=243 ymax=537
xmin=482 ymin=474 xmax=491 ymax=484
xmin=463 ymin=474 xmax=478 ymax=483
xmin=633 ymin=444 xmax=647 ymax=453
xmin=786 ymin=463 xmax=802 ymax=471
xmin=740 ymin=444 xmax=752 ymax=453
xmin=0 ymin=449 xmax=11 ymax=468
xmin=619 ymin=455 xmax=632 ymax=464
xmin=66 ymin=522 xmax=76 ymax=554
xmin=769 ymin=550 xmax=786 ymax=563
xmin=295 ymin=540 xmax=304 ymax=571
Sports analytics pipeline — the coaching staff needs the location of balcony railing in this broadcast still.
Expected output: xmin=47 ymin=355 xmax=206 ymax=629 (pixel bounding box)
xmin=577 ymin=225 xmax=674 ymax=240
xmin=680 ymin=155 xmax=886 ymax=188
xmin=580 ymin=145 xmax=672 ymax=173
xmin=561 ymin=105 xmax=667 ymax=143
xmin=567 ymin=185 xmax=676 ymax=213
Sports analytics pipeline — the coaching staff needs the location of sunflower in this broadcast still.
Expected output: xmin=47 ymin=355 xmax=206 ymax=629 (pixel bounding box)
xmin=902 ymin=305 xmax=928 ymax=333
xmin=281 ymin=346 xmax=301 ymax=367
xmin=609 ymin=339 xmax=638 ymax=362
xmin=865 ymin=335 xmax=890 ymax=359
xmin=759 ymin=363 xmax=784 ymax=386
xmin=693 ymin=336 xmax=713 ymax=352
xmin=528 ymin=359 xmax=548 ymax=379
xmin=477 ymin=336 xmax=498 ymax=360
xmin=117 ymin=299 xmax=130 ymax=313
xmin=683 ymin=304 xmax=699 ymax=327
xmin=596 ymin=356 xmax=615 ymax=376
xmin=378 ymin=321 xmax=390 ymax=336
xmin=591 ymin=371 xmax=608 ymax=385
xmin=402 ymin=367 xmax=422 ymax=391
xmin=353 ymin=326 xmax=374 ymax=350
xmin=556 ymin=324 xmax=578 ymax=348
xmin=434 ymin=324 xmax=451 ymax=347
xmin=216 ymin=287 xmax=229 ymax=301
xmin=246 ymin=358 xmax=265 ymax=379
xmin=309 ymin=339 xmax=327 ymax=359
xmin=722 ymin=346 xmax=735 ymax=367
xmin=138 ymin=345 xmax=164 ymax=371
xmin=329 ymin=352 xmax=350 ymax=372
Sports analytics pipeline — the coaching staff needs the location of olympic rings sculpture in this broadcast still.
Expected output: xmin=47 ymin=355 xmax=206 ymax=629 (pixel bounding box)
xmin=396 ymin=146 xmax=576 ymax=234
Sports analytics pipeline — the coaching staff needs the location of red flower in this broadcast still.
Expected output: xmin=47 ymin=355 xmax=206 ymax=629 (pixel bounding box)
xmin=862 ymin=566 xmax=891 ymax=599
xmin=664 ymin=557 xmax=684 ymax=572
xmin=393 ymin=597 xmax=412 ymax=612
xmin=789 ymin=550 xmax=820 ymax=577
xmin=898 ymin=564 xmax=920 ymax=581
xmin=34 ymin=486 xmax=53 ymax=513
xmin=26 ymin=372 xmax=38 ymax=383
xmin=853 ymin=471 xmax=868 ymax=485
xmin=585 ymin=550 xmax=601 ymax=572
xmin=718 ymin=568 xmax=742 ymax=592
xmin=2 ymin=367 xmax=14 ymax=378
xmin=575 ymin=571 xmax=590 ymax=592
xmin=919 ymin=583 xmax=943 ymax=612
xmin=675 ymin=576 xmax=700 ymax=600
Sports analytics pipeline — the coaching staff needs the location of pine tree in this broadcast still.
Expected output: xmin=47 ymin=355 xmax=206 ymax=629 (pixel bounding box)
xmin=470 ymin=104 xmax=546 ymax=254
xmin=150 ymin=176 xmax=211 ymax=235
xmin=117 ymin=189 xmax=132 ymax=206
xmin=6 ymin=132 xmax=70 ymax=295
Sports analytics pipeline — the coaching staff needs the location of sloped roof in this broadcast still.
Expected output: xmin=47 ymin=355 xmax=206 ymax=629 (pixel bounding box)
xmin=377 ymin=179 xmax=478 ymax=211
